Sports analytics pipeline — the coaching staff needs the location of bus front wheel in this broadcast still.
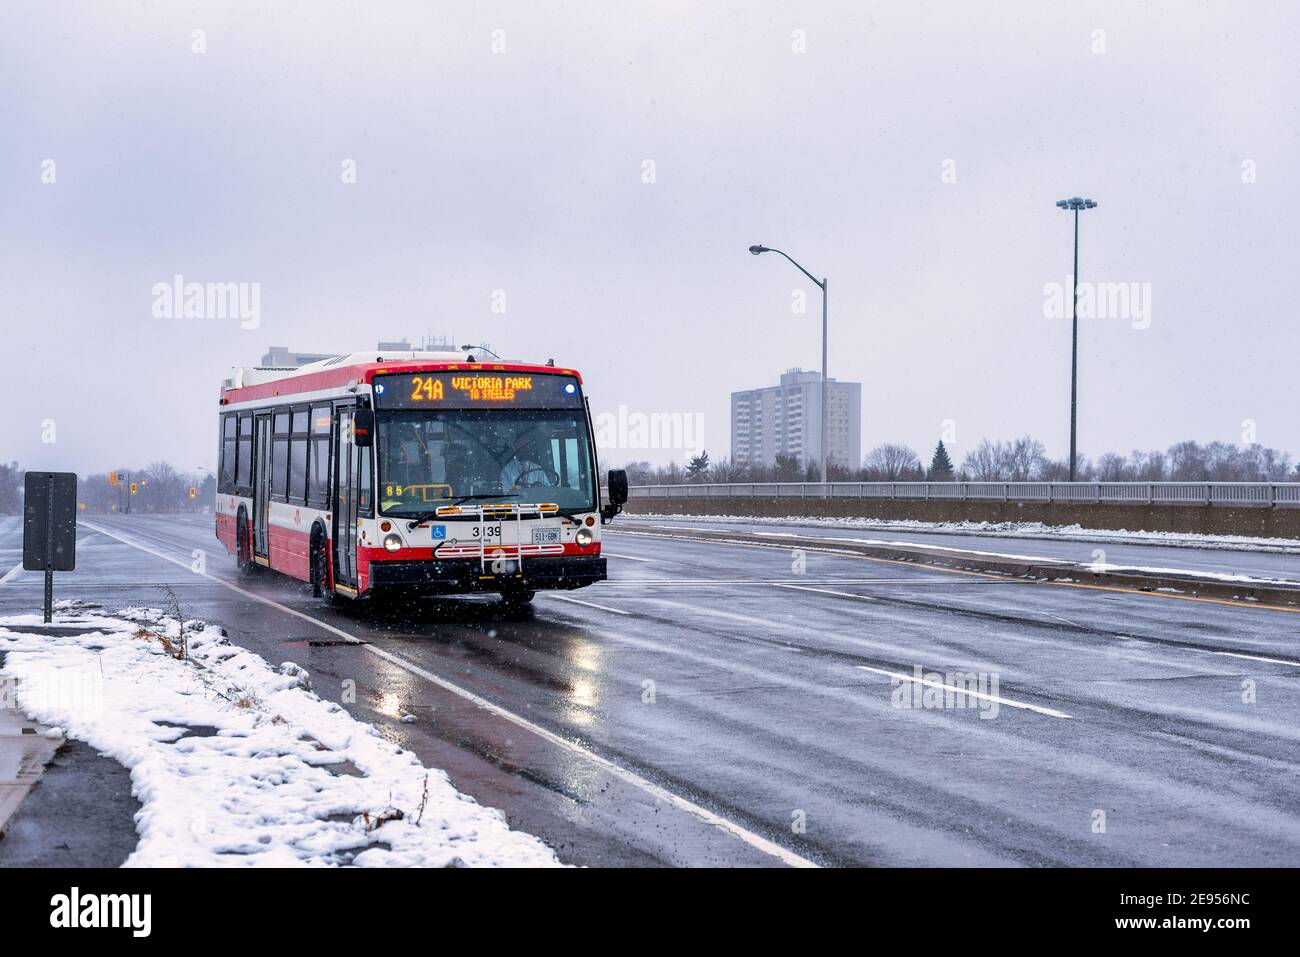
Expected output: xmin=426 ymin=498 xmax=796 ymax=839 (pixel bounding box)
xmin=499 ymin=586 xmax=535 ymax=611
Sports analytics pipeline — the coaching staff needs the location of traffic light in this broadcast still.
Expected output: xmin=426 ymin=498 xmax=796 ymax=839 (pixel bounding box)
xmin=108 ymin=471 xmax=118 ymax=486
xmin=130 ymin=482 xmax=138 ymax=495
xmin=188 ymin=486 xmax=197 ymax=499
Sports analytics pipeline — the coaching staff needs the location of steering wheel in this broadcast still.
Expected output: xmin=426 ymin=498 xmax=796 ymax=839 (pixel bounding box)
xmin=513 ymin=465 xmax=560 ymax=488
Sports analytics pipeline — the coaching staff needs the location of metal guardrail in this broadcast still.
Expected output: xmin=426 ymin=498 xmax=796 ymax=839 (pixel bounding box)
xmin=623 ymin=481 xmax=1300 ymax=508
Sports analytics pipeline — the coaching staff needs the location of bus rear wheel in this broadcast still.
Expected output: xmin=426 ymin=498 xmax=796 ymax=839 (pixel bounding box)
xmin=236 ymin=516 xmax=256 ymax=575
xmin=310 ymin=531 xmax=329 ymax=598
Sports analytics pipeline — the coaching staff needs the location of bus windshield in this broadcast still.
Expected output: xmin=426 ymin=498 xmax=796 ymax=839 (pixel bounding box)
xmin=376 ymin=409 xmax=596 ymax=515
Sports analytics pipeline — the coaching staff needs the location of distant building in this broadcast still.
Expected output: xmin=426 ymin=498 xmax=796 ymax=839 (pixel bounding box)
xmin=259 ymin=346 xmax=334 ymax=368
xmin=731 ymin=368 xmax=861 ymax=472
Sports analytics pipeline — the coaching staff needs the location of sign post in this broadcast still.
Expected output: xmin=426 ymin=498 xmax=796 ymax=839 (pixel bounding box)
xmin=23 ymin=472 xmax=78 ymax=623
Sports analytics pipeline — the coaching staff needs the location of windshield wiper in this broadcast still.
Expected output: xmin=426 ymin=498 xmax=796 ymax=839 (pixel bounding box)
xmin=403 ymin=493 xmax=520 ymax=529
xmin=449 ymin=492 xmax=520 ymax=507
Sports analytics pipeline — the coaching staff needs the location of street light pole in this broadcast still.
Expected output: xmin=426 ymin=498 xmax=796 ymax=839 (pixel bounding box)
xmin=1055 ymin=197 xmax=1097 ymax=481
xmin=821 ymin=275 xmax=828 ymax=485
xmin=749 ymin=244 xmax=829 ymax=483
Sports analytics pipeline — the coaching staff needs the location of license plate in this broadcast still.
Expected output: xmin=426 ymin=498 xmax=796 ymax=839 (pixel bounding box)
xmin=531 ymin=527 xmax=560 ymax=545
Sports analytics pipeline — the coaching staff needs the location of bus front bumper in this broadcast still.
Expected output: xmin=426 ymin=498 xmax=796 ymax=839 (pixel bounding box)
xmin=366 ymin=555 xmax=607 ymax=595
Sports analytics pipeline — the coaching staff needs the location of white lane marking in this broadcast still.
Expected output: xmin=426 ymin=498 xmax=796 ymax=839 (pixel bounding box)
xmin=1212 ymin=650 xmax=1300 ymax=667
xmin=83 ymin=521 xmax=814 ymax=869
xmin=773 ymin=583 xmax=876 ymax=602
xmin=1044 ymin=613 xmax=1086 ymax=628
xmin=856 ymin=665 xmax=1073 ymax=719
xmin=542 ymin=594 xmax=631 ymax=616
xmin=0 ymin=562 xmax=23 ymax=584
xmin=602 ymin=551 xmax=658 ymax=563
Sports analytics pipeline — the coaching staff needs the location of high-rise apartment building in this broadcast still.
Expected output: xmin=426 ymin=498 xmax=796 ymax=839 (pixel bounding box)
xmin=730 ymin=368 xmax=861 ymax=472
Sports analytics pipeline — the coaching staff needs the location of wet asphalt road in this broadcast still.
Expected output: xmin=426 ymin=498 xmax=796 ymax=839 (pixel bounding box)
xmin=2 ymin=513 xmax=1299 ymax=867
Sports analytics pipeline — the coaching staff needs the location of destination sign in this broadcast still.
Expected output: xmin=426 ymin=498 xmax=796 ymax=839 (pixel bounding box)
xmin=372 ymin=371 xmax=583 ymax=410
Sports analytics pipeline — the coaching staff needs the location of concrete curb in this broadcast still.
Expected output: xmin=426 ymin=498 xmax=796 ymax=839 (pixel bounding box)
xmin=616 ymin=524 xmax=1300 ymax=608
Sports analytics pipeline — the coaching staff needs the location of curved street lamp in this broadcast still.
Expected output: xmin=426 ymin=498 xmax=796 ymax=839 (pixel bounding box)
xmin=748 ymin=245 xmax=829 ymax=483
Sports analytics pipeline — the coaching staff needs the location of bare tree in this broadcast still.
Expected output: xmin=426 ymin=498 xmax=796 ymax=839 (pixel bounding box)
xmin=862 ymin=444 xmax=921 ymax=480
xmin=1095 ymin=452 xmax=1130 ymax=482
xmin=772 ymin=454 xmax=802 ymax=482
xmin=619 ymin=460 xmax=654 ymax=484
xmin=961 ymin=439 xmax=1005 ymax=481
xmin=1167 ymin=441 xmax=1208 ymax=480
xmin=708 ymin=455 xmax=742 ymax=483
xmin=1129 ymin=449 xmax=1166 ymax=481
xmin=1004 ymin=436 xmax=1046 ymax=480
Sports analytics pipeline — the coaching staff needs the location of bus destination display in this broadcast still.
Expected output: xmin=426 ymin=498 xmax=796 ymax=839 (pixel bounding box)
xmin=372 ymin=371 xmax=583 ymax=409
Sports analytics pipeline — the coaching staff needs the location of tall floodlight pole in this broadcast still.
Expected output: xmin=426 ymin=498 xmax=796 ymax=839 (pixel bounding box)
xmin=749 ymin=245 xmax=829 ymax=482
xmin=1055 ymin=197 xmax=1097 ymax=481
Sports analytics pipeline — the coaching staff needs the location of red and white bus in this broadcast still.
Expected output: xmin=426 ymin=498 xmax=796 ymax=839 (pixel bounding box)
xmin=214 ymin=350 xmax=627 ymax=606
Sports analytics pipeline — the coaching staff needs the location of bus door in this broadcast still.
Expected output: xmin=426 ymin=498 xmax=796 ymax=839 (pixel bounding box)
xmin=252 ymin=412 xmax=272 ymax=559
xmin=333 ymin=407 xmax=358 ymax=589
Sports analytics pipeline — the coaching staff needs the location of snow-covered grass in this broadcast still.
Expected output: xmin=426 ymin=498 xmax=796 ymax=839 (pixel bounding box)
xmin=0 ymin=601 xmax=561 ymax=868
xmin=626 ymin=512 xmax=1300 ymax=554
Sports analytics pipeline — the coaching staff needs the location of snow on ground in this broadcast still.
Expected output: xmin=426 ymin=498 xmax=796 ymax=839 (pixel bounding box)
xmin=628 ymin=512 xmax=1300 ymax=554
xmin=0 ymin=601 xmax=561 ymax=868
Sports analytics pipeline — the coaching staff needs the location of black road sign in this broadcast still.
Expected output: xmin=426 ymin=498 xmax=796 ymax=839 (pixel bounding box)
xmin=23 ymin=471 xmax=78 ymax=623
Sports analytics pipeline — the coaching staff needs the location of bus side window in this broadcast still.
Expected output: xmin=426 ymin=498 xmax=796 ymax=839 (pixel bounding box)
xmin=219 ymin=414 xmax=236 ymax=490
xmin=236 ymin=414 xmax=252 ymax=490
xmin=308 ymin=404 xmax=331 ymax=507
xmin=271 ymin=408 xmax=290 ymax=502
xmin=357 ymin=443 xmax=372 ymax=515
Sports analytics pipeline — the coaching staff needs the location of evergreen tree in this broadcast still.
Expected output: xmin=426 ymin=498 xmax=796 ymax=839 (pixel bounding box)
xmin=685 ymin=450 xmax=710 ymax=481
xmin=927 ymin=441 xmax=955 ymax=481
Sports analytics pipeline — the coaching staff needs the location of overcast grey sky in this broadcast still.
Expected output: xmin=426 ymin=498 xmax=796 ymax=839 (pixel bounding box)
xmin=2 ymin=1 xmax=1297 ymax=475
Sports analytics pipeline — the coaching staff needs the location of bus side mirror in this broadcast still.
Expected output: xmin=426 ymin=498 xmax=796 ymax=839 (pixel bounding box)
xmin=601 ymin=468 xmax=628 ymax=523
xmin=608 ymin=469 xmax=628 ymax=505
xmin=353 ymin=409 xmax=374 ymax=447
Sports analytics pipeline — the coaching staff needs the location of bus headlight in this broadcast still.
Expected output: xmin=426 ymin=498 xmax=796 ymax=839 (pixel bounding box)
xmin=575 ymin=527 xmax=594 ymax=547
xmin=383 ymin=533 xmax=402 ymax=552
